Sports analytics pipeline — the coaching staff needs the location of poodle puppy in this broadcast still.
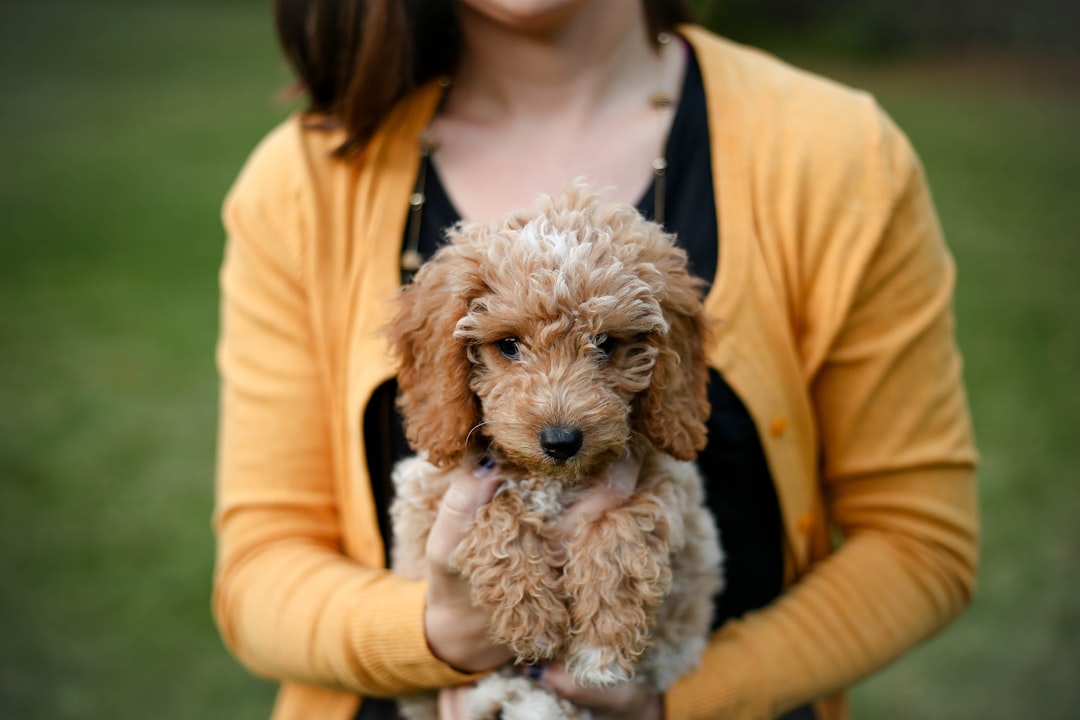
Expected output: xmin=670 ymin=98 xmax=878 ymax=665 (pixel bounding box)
xmin=387 ymin=185 xmax=723 ymax=720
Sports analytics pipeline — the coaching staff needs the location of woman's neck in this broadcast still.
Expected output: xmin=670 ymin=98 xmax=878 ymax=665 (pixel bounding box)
xmin=429 ymin=1 xmax=684 ymax=221
xmin=451 ymin=1 xmax=664 ymax=123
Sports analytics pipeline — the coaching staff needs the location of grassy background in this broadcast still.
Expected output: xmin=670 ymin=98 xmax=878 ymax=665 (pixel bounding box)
xmin=1 ymin=1 xmax=1077 ymax=717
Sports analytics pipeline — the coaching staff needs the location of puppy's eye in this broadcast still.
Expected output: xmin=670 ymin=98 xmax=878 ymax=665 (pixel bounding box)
xmin=496 ymin=337 xmax=521 ymax=360
xmin=594 ymin=333 xmax=618 ymax=359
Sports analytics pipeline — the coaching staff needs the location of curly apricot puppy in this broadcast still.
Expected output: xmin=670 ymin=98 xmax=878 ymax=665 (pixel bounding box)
xmin=388 ymin=185 xmax=723 ymax=720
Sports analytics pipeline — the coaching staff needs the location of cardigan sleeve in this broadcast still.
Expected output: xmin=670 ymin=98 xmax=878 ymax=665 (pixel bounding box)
xmin=665 ymin=102 xmax=978 ymax=718
xmin=211 ymin=121 xmax=475 ymax=697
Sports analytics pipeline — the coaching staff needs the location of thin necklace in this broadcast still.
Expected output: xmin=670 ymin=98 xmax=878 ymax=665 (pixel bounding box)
xmin=402 ymin=33 xmax=675 ymax=280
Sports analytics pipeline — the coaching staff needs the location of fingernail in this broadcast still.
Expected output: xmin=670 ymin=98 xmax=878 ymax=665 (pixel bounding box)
xmin=474 ymin=456 xmax=497 ymax=477
xmin=525 ymin=664 xmax=543 ymax=681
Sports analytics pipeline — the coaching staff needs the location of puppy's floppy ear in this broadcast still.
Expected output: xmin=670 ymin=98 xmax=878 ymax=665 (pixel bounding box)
xmin=388 ymin=243 xmax=485 ymax=467
xmin=634 ymin=231 xmax=711 ymax=461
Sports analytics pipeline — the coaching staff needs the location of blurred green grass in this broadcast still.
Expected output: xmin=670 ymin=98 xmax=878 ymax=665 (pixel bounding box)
xmin=1 ymin=1 xmax=1077 ymax=718
xmin=0 ymin=1 xmax=284 ymax=717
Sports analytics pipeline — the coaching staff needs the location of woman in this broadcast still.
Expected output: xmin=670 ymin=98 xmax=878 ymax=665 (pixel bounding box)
xmin=212 ymin=1 xmax=979 ymax=718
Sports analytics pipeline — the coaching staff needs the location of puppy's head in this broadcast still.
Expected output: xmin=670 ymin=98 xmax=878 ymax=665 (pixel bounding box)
xmin=389 ymin=185 xmax=709 ymax=478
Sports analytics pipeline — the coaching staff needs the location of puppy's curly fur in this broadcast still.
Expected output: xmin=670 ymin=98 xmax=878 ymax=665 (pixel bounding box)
xmin=388 ymin=185 xmax=724 ymax=720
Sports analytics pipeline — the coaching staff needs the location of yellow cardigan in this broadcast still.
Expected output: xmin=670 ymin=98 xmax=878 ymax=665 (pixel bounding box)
xmin=214 ymin=26 xmax=978 ymax=720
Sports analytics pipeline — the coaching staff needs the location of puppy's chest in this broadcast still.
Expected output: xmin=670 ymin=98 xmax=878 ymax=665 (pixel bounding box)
xmin=497 ymin=475 xmax=586 ymax=519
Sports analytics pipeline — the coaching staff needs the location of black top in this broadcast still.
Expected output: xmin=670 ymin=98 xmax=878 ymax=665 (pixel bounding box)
xmin=358 ymin=42 xmax=791 ymax=719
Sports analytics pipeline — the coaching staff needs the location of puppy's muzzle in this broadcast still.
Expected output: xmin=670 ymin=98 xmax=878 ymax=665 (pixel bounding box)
xmin=539 ymin=425 xmax=584 ymax=463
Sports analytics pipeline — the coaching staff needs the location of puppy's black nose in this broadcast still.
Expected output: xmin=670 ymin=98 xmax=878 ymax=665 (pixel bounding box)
xmin=539 ymin=426 xmax=584 ymax=463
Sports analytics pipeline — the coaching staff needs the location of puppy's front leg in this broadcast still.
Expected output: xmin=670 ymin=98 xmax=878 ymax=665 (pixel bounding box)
xmin=451 ymin=491 xmax=569 ymax=663
xmin=562 ymin=491 xmax=676 ymax=687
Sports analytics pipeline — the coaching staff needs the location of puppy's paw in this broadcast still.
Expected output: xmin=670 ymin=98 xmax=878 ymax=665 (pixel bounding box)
xmin=489 ymin=591 xmax=569 ymax=663
xmin=456 ymin=493 xmax=570 ymax=662
xmin=565 ymin=646 xmax=633 ymax=688
xmin=469 ymin=673 xmax=582 ymax=720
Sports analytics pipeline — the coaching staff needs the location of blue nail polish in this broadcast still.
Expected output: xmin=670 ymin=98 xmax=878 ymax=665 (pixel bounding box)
xmin=473 ymin=455 xmax=498 ymax=479
xmin=526 ymin=664 xmax=543 ymax=681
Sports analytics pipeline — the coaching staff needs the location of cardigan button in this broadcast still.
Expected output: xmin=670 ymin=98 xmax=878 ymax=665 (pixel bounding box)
xmin=769 ymin=415 xmax=788 ymax=437
xmin=797 ymin=513 xmax=814 ymax=534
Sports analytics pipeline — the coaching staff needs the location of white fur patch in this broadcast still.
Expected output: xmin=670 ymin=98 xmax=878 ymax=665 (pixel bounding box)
xmin=567 ymin=647 xmax=630 ymax=687
xmin=468 ymin=673 xmax=590 ymax=720
xmin=521 ymin=218 xmax=576 ymax=258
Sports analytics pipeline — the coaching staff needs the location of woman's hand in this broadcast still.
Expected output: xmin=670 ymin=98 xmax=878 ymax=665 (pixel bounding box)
xmin=534 ymin=663 xmax=664 ymax=720
xmin=436 ymin=683 xmax=476 ymax=720
xmin=424 ymin=458 xmax=513 ymax=673
xmin=556 ymin=451 xmax=642 ymax=533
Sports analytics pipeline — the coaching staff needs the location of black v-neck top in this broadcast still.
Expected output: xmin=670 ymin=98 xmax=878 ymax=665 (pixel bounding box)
xmin=360 ymin=47 xmax=787 ymax=712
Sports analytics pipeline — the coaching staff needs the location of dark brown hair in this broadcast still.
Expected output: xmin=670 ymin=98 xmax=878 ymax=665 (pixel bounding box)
xmin=274 ymin=0 xmax=693 ymax=155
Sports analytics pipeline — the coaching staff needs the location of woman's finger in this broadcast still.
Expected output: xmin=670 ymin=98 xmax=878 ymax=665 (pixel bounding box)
xmin=422 ymin=457 xmax=513 ymax=673
xmin=534 ymin=663 xmax=661 ymax=719
xmin=555 ymin=452 xmax=641 ymax=535
xmin=437 ymin=684 xmax=475 ymax=720
xmin=537 ymin=663 xmax=634 ymax=707
xmin=426 ymin=458 xmax=501 ymax=568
